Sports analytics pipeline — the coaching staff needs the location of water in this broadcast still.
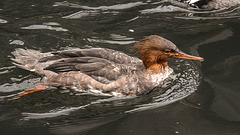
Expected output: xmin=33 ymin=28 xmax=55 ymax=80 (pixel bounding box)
xmin=0 ymin=0 xmax=240 ymax=134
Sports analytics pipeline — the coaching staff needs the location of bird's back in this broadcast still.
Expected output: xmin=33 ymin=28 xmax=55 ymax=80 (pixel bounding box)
xmin=11 ymin=48 xmax=149 ymax=95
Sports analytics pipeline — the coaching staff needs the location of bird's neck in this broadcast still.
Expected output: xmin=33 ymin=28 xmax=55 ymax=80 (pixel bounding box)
xmin=141 ymin=55 xmax=168 ymax=73
xmin=147 ymin=63 xmax=168 ymax=72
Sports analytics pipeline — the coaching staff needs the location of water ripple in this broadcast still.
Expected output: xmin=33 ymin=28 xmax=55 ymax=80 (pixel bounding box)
xmin=21 ymin=23 xmax=68 ymax=32
xmin=0 ymin=77 xmax=41 ymax=93
xmin=22 ymin=96 xmax=133 ymax=120
xmin=87 ymin=34 xmax=136 ymax=45
xmin=9 ymin=40 xmax=24 ymax=46
xmin=54 ymin=1 xmax=146 ymax=10
xmin=62 ymin=10 xmax=99 ymax=19
xmin=141 ymin=5 xmax=190 ymax=13
xmin=126 ymin=60 xmax=201 ymax=113
xmin=87 ymin=38 xmax=136 ymax=45
xmin=0 ymin=18 xmax=7 ymax=23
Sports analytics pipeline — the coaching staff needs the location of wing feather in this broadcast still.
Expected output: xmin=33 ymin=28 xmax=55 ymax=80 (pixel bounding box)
xmin=40 ymin=48 xmax=141 ymax=65
xmin=41 ymin=48 xmax=143 ymax=81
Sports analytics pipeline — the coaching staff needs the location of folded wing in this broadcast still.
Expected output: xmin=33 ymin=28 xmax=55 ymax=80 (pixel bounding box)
xmin=41 ymin=48 xmax=143 ymax=82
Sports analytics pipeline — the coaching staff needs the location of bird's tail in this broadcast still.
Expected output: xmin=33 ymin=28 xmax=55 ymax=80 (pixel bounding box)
xmin=11 ymin=48 xmax=43 ymax=71
xmin=11 ymin=48 xmax=58 ymax=77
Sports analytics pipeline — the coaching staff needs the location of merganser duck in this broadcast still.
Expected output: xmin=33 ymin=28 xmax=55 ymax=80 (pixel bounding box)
xmin=11 ymin=35 xmax=203 ymax=98
xmin=186 ymin=0 xmax=240 ymax=9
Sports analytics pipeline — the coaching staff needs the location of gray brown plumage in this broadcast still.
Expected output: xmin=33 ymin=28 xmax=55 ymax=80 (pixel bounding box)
xmin=11 ymin=35 xmax=204 ymax=96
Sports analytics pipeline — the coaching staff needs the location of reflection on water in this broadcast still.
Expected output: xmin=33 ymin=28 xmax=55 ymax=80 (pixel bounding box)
xmin=62 ymin=10 xmax=99 ymax=19
xmin=0 ymin=0 xmax=240 ymax=134
xmin=87 ymin=34 xmax=136 ymax=45
xmin=21 ymin=23 xmax=68 ymax=32
xmin=54 ymin=1 xmax=145 ymax=10
xmin=0 ymin=18 xmax=8 ymax=23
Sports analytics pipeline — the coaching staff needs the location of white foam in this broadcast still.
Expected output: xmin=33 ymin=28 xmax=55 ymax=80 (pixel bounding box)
xmin=150 ymin=67 xmax=173 ymax=84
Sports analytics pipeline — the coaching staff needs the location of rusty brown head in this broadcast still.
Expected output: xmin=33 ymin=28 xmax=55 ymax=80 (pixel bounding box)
xmin=134 ymin=35 xmax=204 ymax=71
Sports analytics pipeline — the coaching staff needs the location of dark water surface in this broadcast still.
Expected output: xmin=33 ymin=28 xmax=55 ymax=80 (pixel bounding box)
xmin=0 ymin=0 xmax=240 ymax=135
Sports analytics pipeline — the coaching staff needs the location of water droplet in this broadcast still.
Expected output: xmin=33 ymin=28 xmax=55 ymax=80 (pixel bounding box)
xmin=129 ymin=29 xmax=134 ymax=32
xmin=9 ymin=40 xmax=24 ymax=45
xmin=0 ymin=19 xmax=7 ymax=23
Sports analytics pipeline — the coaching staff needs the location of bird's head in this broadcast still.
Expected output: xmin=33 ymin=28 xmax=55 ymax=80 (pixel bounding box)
xmin=134 ymin=35 xmax=203 ymax=71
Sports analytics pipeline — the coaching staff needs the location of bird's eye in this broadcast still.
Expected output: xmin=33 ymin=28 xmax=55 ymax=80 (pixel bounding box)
xmin=165 ymin=50 xmax=170 ymax=53
xmin=165 ymin=49 xmax=175 ymax=53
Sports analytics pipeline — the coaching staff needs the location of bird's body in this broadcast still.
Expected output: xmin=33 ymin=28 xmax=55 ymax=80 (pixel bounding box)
xmin=11 ymin=35 xmax=203 ymax=97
